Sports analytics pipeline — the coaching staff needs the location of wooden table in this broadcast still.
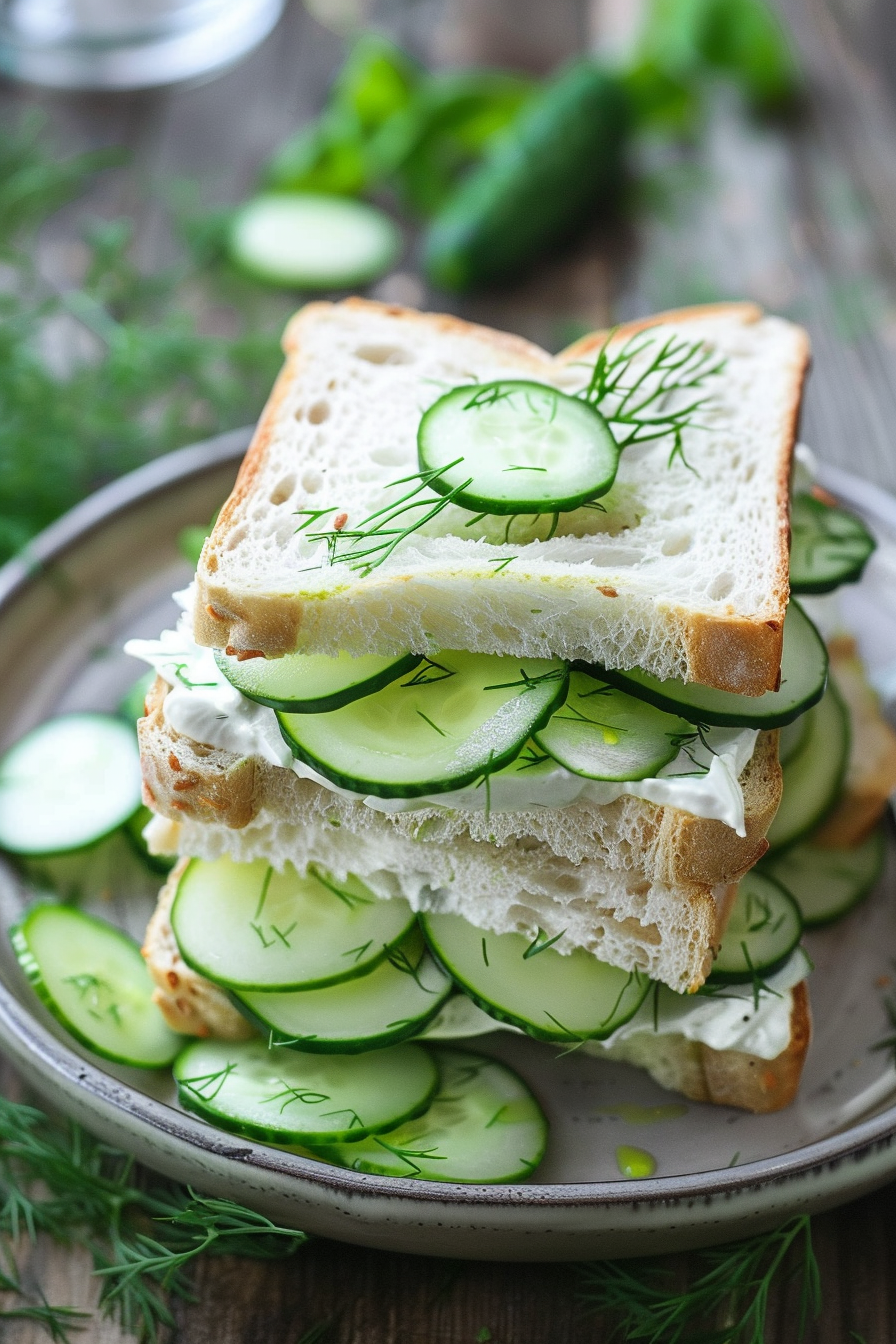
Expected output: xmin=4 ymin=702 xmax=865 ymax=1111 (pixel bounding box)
xmin=3 ymin=0 xmax=896 ymax=1338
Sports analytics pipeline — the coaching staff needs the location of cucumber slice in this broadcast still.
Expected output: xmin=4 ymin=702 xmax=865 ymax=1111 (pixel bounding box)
xmin=172 ymin=856 xmax=415 ymax=991
xmin=214 ymin=647 xmax=422 ymax=713
xmin=534 ymin=671 xmax=692 ymax=781
xmin=123 ymin=804 xmax=176 ymax=876
xmin=277 ymin=650 xmax=568 ymax=798
xmin=417 ymin=380 xmax=619 ymax=515
xmin=229 ymin=193 xmax=401 ymax=290
xmin=421 ymin=912 xmax=649 ymax=1042
xmin=0 ymin=713 xmax=142 ymax=857
xmin=709 ymin=871 xmax=802 ymax=983
xmin=10 ymin=904 xmax=183 ymax=1068
xmin=762 ymin=826 xmax=885 ymax=928
xmin=234 ymin=928 xmax=452 ymax=1054
xmin=173 ymin=1038 xmax=439 ymax=1144
xmin=593 ymin=601 xmax=827 ymax=729
xmin=766 ymin=681 xmax=850 ymax=853
xmin=314 ymin=1046 xmax=547 ymax=1183
xmin=778 ymin=713 xmax=809 ymax=766
xmin=789 ymin=492 xmax=875 ymax=595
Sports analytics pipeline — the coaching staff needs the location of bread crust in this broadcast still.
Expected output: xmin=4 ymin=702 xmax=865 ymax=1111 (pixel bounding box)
xmin=193 ymin=299 xmax=809 ymax=693
xmin=602 ymin=979 xmax=811 ymax=1113
xmin=813 ymin=637 xmax=896 ymax=848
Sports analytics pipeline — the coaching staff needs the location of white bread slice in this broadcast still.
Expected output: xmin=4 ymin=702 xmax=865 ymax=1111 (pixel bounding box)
xmin=142 ymin=870 xmax=809 ymax=1113
xmin=813 ymin=637 xmax=896 ymax=848
xmin=193 ymin=299 xmax=809 ymax=695
xmin=139 ymin=675 xmax=781 ymax=890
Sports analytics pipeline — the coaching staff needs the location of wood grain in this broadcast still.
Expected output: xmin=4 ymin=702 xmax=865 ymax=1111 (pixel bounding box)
xmin=2 ymin=0 xmax=896 ymax=1339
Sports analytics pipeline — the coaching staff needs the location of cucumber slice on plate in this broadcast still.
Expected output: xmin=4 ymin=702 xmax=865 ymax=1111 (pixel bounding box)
xmin=277 ymin=650 xmax=568 ymax=798
xmin=593 ymin=601 xmax=827 ymax=729
xmin=10 ymin=904 xmax=183 ymax=1068
xmin=214 ymin=647 xmax=422 ymax=713
xmin=313 ymin=1046 xmax=548 ymax=1183
xmin=0 ymin=713 xmax=142 ymax=857
xmin=229 ymin=193 xmax=402 ymax=290
xmin=418 ymin=381 xmax=620 ymax=515
xmin=708 ymin=871 xmax=803 ymax=983
xmin=766 ymin=681 xmax=850 ymax=853
xmin=778 ymin=713 xmax=810 ymax=766
xmin=172 ymin=855 xmax=416 ymax=991
xmin=534 ymin=671 xmax=692 ymax=780
xmin=762 ymin=826 xmax=885 ymax=928
xmin=789 ymin=492 xmax=875 ymax=595
xmin=421 ymin=912 xmax=649 ymax=1042
xmin=173 ymin=1038 xmax=439 ymax=1144
xmin=233 ymin=928 xmax=452 ymax=1053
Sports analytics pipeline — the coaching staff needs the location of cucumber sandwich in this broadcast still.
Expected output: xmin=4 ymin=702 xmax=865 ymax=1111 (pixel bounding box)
xmin=14 ymin=299 xmax=896 ymax=1182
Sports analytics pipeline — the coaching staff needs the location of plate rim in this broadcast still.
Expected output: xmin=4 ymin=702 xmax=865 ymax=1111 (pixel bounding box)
xmin=0 ymin=432 xmax=894 ymax=1213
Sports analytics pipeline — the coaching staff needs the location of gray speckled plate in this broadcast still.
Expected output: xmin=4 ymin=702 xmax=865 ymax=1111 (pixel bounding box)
xmin=0 ymin=434 xmax=895 ymax=1261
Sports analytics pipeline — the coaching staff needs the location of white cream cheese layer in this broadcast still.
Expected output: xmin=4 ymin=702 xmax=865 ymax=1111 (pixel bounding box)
xmin=125 ymin=593 xmax=757 ymax=834
xmin=422 ymin=948 xmax=810 ymax=1061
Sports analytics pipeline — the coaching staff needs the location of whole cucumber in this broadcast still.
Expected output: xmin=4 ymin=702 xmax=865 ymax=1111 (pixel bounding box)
xmin=422 ymin=61 xmax=628 ymax=292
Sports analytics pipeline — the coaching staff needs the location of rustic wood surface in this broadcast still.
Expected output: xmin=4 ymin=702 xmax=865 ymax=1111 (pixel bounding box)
xmin=3 ymin=0 xmax=896 ymax=1338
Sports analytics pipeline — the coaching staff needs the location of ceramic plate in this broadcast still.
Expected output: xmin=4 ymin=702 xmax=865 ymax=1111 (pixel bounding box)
xmin=0 ymin=432 xmax=895 ymax=1261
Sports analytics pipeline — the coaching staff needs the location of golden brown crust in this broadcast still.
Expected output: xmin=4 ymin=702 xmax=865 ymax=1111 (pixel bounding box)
xmin=696 ymin=980 xmax=811 ymax=1112
xmin=657 ymin=731 xmax=781 ymax=887
xmin=193 ymin=298 xmax=809 ymax=693
xmin=813 ymin=637 xmax=896 ymax=848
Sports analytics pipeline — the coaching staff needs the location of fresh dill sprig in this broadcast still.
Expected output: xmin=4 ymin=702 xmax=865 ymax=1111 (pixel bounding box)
xmin=578 ymin=1214 xmax=820 ymax=1344
xmin=0 ymin=1093 xmax=307 ymax=1342
xmin=578 ymin=326 xmax=725 ymax=473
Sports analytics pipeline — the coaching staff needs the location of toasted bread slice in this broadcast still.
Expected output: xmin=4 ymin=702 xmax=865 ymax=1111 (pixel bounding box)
xmin=814 ymin=637 xmax=896 ymax=847
xmin=142 ymin=873 xmax=808 ymax=1112
xmin=193 ymin=299 xmax=809 ymax=695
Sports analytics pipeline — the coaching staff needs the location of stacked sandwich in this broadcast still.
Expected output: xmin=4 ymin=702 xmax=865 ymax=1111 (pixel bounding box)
xmin=131 ymin=298 xmax=826 ymax=1157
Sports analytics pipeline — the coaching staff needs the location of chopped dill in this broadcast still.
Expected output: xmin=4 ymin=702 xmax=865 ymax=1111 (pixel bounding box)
xmin=522 ymin=927 xmax=566 ymax=959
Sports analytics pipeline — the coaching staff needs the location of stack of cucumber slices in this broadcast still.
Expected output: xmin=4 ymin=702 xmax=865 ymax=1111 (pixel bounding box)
xmin=0 ymin=485 xmax=886 ymax=1183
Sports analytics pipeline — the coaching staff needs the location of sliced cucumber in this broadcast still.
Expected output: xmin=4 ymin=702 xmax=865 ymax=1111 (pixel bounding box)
xmin=762 ymin=826 xmax=885 ymax=928
xmin=229 ymin=193 xmax=402 ymax=290
xmin=421 ymin=912 xmax=649 ymax=1043
xmin=593 ymin=601 xmax=827 ymax=729
xmin=234 ymin=928 xmax=452 ymax=1054
xmin=214 ymin=647 xmax=422 ymax=713
xmin=709 ymin=871 xmax=802 ymax=983
xmin=314 ymin=1046 xmax=547 ymax=1183
xmin=172 ymin=856 xmax=415 ymax=992
xmin=766 ymin=681 xmax=850 ymax=853
xmin=534 ymin=671 xmax=692 ymax=781
xmin=789 ymin=492 xmax=875 ymax=595
xmin=778 ymin=713 xmax=809 ymax=766
xmin=173 ymin=1038 xmax=439 ymax=1144
xmin=124 ymin=804 xmax=176 ymax=876
xmin=277 ymin=650 xmax=568 ymax=798
xmin=417 ymin=380 xmax=619 ymax=515
xmin=0 ymin=713 xmax=142 ymax=857
xmin=10 ymin=904 xmax=183 ymax=1068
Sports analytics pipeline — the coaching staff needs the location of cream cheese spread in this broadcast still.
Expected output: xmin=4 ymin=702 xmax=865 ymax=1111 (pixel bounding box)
xmin=125 ymin=589 xmax=758 ymax=834
xmin=422 ymin=948 xmax=810 ymax=1061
